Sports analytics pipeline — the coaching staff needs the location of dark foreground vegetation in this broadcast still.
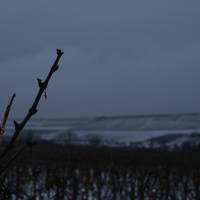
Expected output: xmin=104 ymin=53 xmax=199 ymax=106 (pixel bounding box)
xmin=1 ymin=141 xmax=200 ymax=199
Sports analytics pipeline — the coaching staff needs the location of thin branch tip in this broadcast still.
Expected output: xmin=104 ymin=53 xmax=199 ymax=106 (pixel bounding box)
xmin=10 ymin=93 xmax=16 ymax=103
xmin=2 ymin=93 xmax=16 ymax=129
xmin=57 ymin=49 xmax=64 ymax=56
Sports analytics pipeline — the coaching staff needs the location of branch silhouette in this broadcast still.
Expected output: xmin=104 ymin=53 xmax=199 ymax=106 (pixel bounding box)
xmin=2 ymin=94 xmax=16 ymax=130
xmin=0 ymin=49 xmax=64 ymax=162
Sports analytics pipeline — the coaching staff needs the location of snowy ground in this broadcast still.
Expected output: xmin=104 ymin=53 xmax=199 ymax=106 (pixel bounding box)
xmin=3 ymin=113 xmax=200 ymax=146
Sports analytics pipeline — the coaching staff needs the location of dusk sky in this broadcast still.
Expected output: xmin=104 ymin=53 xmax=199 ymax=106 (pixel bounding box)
xmin=0 ymin=1 xmax=200 ymax=118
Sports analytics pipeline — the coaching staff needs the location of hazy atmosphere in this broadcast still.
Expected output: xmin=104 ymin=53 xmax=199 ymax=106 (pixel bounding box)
xmin=0 ymin=0 xmax=200 ymax=118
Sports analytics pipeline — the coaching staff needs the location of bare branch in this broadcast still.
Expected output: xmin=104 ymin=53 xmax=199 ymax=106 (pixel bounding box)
xmin=0 ymin=94 xmax=16 ymax=135
xmin=0 ymin=49 xmax=64 ymax=161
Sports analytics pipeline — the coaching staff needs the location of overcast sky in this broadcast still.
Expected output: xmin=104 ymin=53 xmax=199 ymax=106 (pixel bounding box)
xmin=0 ymin=1 xmax=200 ymax=118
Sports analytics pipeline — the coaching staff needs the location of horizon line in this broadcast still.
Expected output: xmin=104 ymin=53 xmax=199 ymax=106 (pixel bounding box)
xmin=5 ymin=111 xmax=200 ymax=120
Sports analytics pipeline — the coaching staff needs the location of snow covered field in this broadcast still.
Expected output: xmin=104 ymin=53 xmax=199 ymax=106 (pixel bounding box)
xmin=4 ymin=113 xmax=200 ymax=146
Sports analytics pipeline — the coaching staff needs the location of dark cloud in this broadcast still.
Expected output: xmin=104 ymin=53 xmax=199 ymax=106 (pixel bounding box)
xmin=0 ymin=1 xmax=200 ymax=117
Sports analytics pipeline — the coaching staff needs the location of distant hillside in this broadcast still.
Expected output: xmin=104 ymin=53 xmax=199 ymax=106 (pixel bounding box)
xmin=132 ymin=133 xmax=200 ymax=149
xmin=3 ymin=113 xmax=200 ymax=149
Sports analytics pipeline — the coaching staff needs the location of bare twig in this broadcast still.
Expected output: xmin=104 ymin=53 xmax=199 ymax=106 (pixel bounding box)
xmin=2 ymin=93 xmax=16 ymax=130
xmin=0 ymin=49 xmax=64 ymax=161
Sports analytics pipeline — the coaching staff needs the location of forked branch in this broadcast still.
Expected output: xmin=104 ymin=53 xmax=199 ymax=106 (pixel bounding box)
xmin=0 ymin=49 xmax=64 ymax=161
